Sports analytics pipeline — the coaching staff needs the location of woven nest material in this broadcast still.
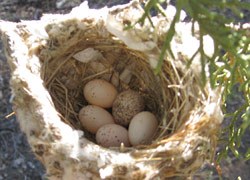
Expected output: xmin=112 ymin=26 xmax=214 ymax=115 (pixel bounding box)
xmin=0 ymin=1 xmax=223 ymax=179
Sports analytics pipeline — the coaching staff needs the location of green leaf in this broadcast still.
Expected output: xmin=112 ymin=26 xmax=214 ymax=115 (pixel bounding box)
xmin=142 ymin=0 xmax=250 ymax=162
xmin=154 ymin=0 xmax=185 ymax=74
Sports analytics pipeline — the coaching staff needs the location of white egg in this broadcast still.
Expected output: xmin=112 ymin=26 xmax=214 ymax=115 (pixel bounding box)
xmin=96 ymin=124 xmax=130 ymax=147
xmin=79 ymin=105 xmax=114 ymax=134
xmin=128 ymin=111 xmax=158 ymax=146
xmin=83 ymin=79 xmax=118 ymax=108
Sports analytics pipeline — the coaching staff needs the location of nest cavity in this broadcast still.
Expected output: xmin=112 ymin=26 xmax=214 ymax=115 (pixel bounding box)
xmin=38 ymin=17 xmax=197 ymax=148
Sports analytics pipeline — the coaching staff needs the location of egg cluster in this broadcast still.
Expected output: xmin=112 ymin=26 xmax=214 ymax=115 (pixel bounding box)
xmin=79 ymin=79 xmax=158 ymax=148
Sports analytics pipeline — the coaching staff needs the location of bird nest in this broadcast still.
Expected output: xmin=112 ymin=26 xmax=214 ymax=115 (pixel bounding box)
xmin=0 ymin=1 xmax=223 ymax=179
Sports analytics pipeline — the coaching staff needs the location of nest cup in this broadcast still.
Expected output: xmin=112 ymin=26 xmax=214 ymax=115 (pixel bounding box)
xmin=0 ymin=1 xmax=224 ymax=179
xmin=41 ymin=37 xmax=166 ymax=136
xmin=41 ymin=28 xmax=174 ymax=143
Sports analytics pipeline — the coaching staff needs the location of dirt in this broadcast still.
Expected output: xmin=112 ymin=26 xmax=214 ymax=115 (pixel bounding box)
xmin=0 ymin=0 xmax=249 ymax=179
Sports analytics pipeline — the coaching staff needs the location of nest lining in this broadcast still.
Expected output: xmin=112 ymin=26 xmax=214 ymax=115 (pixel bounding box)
xmin=39 ymin=31 xmax=185 ymax=146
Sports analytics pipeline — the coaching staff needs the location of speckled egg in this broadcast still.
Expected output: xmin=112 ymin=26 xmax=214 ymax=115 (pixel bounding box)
xmin=96 ymin=124 xmax=130 ymax=147
xmin=128 ymin=111 xmax=158 ymax=146
xmin=79 ymin=105 xmax=114 ymax=134
xmin=112 ymin=90 xmax=145 ymax=126
xmin=83 ymin=79 xmax=118 ymax=108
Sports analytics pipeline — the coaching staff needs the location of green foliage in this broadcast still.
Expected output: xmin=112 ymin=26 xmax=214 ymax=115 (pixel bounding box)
xmin=138 ymin=0 xmax=250 ymax=161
